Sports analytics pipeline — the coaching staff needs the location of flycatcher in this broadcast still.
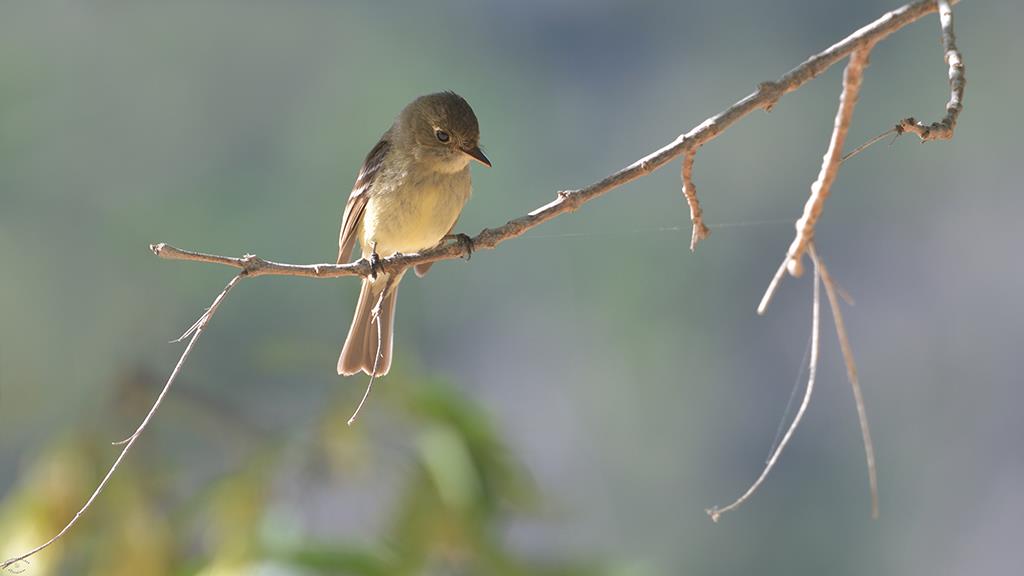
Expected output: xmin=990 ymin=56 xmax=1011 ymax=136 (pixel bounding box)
xmin=337 ymin=92 xmax=490 ymax=377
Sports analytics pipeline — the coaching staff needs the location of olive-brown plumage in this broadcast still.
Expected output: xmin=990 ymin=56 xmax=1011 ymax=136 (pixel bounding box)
xmin=337 ymin=92 xmax=489 ymax=377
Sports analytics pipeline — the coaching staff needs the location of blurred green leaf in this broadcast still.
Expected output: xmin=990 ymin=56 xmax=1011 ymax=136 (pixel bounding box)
xmin=266 ymin=543 xmax=396 ymax=576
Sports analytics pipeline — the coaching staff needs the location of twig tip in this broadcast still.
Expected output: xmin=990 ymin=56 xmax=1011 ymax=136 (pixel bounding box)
xmin=690 ymin=223 xmax=711 ymax=252
xmin=705 ymin=507 xmax=722 ymax=523
xmin=786 ymin=256 xmax=804 ymax=278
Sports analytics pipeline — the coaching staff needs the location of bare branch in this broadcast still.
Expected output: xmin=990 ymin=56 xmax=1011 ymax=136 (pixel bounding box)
xmin=788 ymin=47 xmax=871 ymax=278
xmin=758 ymin=47 xmax=873 ymax=313
xmin=681 ymin=151 xmax=710 ymax=252
xmin=896 ymin=0 xmax=965 ymax=141
xmin=757 ymin=260 xmax=790 ymax=317
xmin=2 ymin=1 xmax=964 ymax=566
xmin=707 ymin=244 xmax=822 ymax=522
xmin=810 ymin=245 xmax=879 ymax=519
xmin=151 ymin=0 xmax=954 ymax=278
xmin=0 ymin=273 xmax=245 ymax=572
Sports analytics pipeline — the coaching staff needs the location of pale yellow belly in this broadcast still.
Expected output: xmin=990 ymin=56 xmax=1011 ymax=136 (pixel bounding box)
xmin=360 ymin=170 xmax=470 ymax=257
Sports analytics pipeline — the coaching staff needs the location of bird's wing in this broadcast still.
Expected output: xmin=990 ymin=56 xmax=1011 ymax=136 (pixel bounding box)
xmin=338 ymin=137 xmax=391 ymax=264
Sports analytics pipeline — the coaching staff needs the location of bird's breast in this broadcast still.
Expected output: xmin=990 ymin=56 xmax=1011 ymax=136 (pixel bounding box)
xmin=361 ymin=168 xmax=471 ymax=256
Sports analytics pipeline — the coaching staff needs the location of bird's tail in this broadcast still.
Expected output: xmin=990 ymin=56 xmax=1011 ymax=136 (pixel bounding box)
xmin=338 ymin=274 xmax=399 ymax=377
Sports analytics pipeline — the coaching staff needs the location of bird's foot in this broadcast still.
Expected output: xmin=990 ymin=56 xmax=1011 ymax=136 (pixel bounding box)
xmin=445 ymin=233 xmax=474 ymax=260
xmin=367 ymin=243 xmax=382 ymax=280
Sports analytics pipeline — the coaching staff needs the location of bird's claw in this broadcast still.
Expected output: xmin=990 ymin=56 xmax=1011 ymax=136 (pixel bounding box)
xmin=445 ymin=233 xmax=474 ymax=260
xmin=367 ymin=249 xmax=381 ymax=280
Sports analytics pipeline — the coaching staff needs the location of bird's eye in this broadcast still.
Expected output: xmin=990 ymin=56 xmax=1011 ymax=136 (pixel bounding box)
xmin=435 ymin=130 xmax=450 ymax=143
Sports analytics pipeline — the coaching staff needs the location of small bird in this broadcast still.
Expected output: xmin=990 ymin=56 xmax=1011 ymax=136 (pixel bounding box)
xmin=337 ymin=92 xmax=490 ymax=377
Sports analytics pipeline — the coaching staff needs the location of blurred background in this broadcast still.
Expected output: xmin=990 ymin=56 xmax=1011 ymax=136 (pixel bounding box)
xmin=1 ymin=0 xmax=1021 ymax=574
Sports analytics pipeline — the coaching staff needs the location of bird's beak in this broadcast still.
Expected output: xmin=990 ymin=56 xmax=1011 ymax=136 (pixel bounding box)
xmin=461 ymin=145 xmax=492 ymax=167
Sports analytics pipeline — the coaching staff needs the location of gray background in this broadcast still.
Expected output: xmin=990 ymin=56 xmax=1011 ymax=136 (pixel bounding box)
xmin=1 ymin=1 xmax=1021 ymax=574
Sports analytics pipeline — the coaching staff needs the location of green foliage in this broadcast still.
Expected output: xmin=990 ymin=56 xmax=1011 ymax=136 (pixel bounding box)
xmin=0 ymin=377 xmax=606 ymax=575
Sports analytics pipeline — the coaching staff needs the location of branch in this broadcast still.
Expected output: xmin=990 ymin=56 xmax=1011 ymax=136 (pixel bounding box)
xmin=745 ymin=0 xmax=963 ymax=513
xmin=711 ymin=245 xmax=879 ymax=521
xmin=758 ymin=47 xmax=873 ymax=314
xmin=896 ymin=0 xmax=965 ymax=141
xmin=3 ymin=1 xmax=964 ymax=568
xmin=152 ymin=0 xmax=955 ymax=277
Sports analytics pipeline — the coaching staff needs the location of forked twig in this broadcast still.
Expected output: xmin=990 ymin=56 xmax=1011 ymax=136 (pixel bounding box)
xmin=707 ymin=246 xmax=822 ymax=522
xmin=758 ymin=46 xmax=872 ymax=314
xmin=810 ymin=245 xmax=878 ymax=518
xmin=844 ymin=0 xmax=965 ymax=164
xmin=0 ymin=273 xmax=245 ymax=571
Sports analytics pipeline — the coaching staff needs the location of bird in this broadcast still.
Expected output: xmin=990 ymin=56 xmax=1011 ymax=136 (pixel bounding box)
xmin=336 ymin=92 xmax=490 ymax=377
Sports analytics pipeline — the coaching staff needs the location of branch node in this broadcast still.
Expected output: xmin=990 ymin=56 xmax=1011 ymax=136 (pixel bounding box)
xmin=238 ymin=254 xmax=267 ymax=275
xmin=786 ymin=255 xmax=805 ymax=278
xmin=556 ymin=190 xmax=583 ymax=212
xmin=758 ymin=81 xmax=783 ymax=111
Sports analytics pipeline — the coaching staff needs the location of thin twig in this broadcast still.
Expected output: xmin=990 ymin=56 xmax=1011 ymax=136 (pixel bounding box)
xmin=758 ymin=46 xmax=873 ymax=314
xmin=0 ymin=273 xmax=245 ymax=572
xmin=896 ymin=0 xmax=965 ymax=141
xmin=681 ymin=151 xmax=710 ymax=252
xmin=757 ymin=260 xmax=789 ymax=316
xmin=842 ymin=127 xmax=897 ymax=163
xmin=347 ymin=288 xmax=388 ymax=426
xmin=2 ymin=1 xmax=964 ymax=566
xmin=150 ymin=0 xmax=955 ymax=279
xmin=707 ymin=246 xmax=821 ymax=522
xmin=810 ymin=245 xmax=879 ymax=519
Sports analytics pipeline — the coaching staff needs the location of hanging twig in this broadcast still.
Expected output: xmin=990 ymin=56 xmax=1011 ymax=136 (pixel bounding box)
xmin=1 ymin=273 xmax=245 ymax=572
xmin=707 ymin=244 xmax=822 ymax=522
xmin=681 ymin=151 xmax=711 ymax=251
xmin=810 ymin=245 xmax=879 ymax=519
xmin=758 ymin=47 xmax=873 ymax=314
